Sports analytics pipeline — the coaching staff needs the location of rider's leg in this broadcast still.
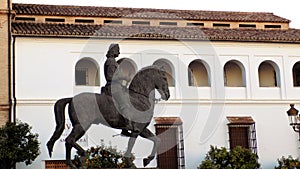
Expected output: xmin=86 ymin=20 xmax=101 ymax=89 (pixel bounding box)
xmin=112 ymin=88 xmax=133 ymax=130
xmin=111 ymin=84 xmax=134 ymax=137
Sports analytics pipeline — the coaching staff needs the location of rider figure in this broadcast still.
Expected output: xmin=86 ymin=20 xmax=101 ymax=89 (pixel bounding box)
xmin=103 ymin=43 xmax=132 ymax=136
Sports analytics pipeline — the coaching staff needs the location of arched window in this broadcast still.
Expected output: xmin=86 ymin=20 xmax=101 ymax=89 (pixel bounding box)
xmin=153 ymin=59 xmax=175 ymax=87
xmin=258 ymin=61 xmax=279 ymax=87
xmin=293 ymin=61 xmax=300 ymax=87
xmin=224 ymin=60 xmax=245 ymax=87
xmin=188 ymin=60 xmax=210 ymax=87
xmin=117 ymin=58 xmax=137 ymax=84
xmin=75 ymin=58 xmax=100 ymax=86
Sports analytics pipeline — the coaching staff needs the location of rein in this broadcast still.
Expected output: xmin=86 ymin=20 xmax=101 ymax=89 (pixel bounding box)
xmin=128 ymin=88 xmax=149 ymax=99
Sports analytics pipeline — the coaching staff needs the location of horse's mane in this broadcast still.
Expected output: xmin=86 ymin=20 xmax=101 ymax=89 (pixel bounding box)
xmin=134 ymin=65 xmax=160 ymax=77
xmin=129 ymin=65 xmax=160 ymax=90
xmin=140 ymin=65 xmax=160 ymax=71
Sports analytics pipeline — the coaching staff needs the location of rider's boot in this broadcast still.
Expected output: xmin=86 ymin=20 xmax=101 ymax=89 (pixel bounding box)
xmin=121 ymin=129 xmax=131 ymax=137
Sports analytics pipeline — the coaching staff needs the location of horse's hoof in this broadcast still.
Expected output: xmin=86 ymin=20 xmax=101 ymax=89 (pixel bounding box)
xmin=46 ymin=141 xmax=53 ymax=157
xmin=143 ymin=156 xmax=154 ymax=167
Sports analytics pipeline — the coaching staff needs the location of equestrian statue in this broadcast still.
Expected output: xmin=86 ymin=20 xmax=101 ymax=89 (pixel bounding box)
xmin=46 ymin=43 xmax=170 ymax=168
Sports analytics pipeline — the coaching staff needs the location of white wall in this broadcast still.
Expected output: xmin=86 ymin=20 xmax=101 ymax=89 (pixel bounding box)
xmin=15 ymin=37 xmax=300 ymax=168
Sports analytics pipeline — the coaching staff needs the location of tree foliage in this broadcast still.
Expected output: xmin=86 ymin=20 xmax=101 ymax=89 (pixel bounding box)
xmin=74 ymin=140 xmax=135 ymax=168
xmin=0 ymin=120 xmax=40 ymax=169
xmin=275 ymin=156 xmax=300 ymax=169
xmin=198 ymin=145 xmax=260 ymax=169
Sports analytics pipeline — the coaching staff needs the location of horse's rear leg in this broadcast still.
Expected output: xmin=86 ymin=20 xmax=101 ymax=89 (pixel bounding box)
xmin=124 ymin=131 xmax=139 ymax=157
xmin=46 ymin=122 xmax=64 ymax=157
xmin=139 ymin=128 xmax=161 ymax=167
xmin=65 ymin=124 xmax=86 ymax=169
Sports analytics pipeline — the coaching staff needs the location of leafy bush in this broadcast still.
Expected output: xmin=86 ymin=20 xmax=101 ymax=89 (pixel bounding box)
xmin=0 ymin=120 xmax=40 ymax=169
xmin=198 ymin=145 xmax=260 ymax=169
xmin=275 ymin=156 xmax=300 ymax=169
xmin=74 ymin=140 xmax=135 ymax=168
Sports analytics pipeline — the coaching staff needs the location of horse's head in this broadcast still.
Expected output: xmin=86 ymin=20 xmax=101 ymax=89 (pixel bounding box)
xmin=154 ymin=66 xmax=170 ymax=101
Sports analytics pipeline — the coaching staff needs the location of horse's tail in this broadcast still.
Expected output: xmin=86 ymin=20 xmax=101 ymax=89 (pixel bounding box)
xmin=46 ymin=97 xmax=72 ymax=158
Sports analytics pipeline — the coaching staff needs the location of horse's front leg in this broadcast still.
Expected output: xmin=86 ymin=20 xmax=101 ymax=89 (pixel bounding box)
xmin=139 ymin=128 xmax=161 ymax=167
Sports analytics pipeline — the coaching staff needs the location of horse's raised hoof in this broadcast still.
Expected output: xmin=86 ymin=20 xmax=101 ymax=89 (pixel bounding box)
xmin=143 ymin=156 xmax=154 ymax=167
xmin=46 ymin=141 xmax=53 ymax=158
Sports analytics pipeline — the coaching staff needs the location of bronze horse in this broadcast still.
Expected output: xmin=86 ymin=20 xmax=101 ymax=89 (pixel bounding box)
xmin=46 ymin=65 xmax=170 ymax=168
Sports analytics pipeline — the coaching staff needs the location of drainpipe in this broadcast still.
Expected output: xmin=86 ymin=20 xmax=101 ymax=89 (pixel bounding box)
xmin=7 ymin=0 xmax=13 ymax=122
xmin=11 ymin=36 xmax=16 ymax=123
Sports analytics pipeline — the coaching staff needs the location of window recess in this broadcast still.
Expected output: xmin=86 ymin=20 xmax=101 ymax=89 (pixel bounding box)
xmin=45 ymin=18 xmax=65 ymax=23
xmin=264 ymin=24 xmax=281 ymax=29
xmin=155 ymin=117 xmax=185 ymax=169
xmin=15 ymin=17 xmax=35 ymax=22
xmin=159 ymin=21 xmax=177 ymax=26
xmin=239 ymin=24 xmax=256 ymax=28
xmin=75 ymin=19 xmax=94 ymax=24
xmin=187 ymin=22 xmax=204 ymax=27
xmin=104 ymin=20 xmax=122 ymax=24
xmin=213 ymin=23 xmax=230 ymax=28
xmin=132 ymin=21 xmax=150 ymax=25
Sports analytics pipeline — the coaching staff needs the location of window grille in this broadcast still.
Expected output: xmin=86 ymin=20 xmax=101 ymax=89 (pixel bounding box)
xmin=75 ymin=67 xmax=88 ymax=85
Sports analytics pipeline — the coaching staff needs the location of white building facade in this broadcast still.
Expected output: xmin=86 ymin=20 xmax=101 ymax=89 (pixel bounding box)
xmin=10 ymin=3 xmax=300 ymax=169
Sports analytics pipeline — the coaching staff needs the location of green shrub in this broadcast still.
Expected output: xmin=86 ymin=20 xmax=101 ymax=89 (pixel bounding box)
xmin=198 ymin=145 xmax=260 ymax=169
xmin=275 ymin=156 xmax=300 ymax=169
xmin=74 ymin=140 xmax=135 ymax=168
xmin=0 ymin=120 xmax=40 ymax=169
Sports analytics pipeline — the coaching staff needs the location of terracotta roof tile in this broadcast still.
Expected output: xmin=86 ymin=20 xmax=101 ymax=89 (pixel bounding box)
xmin=13 ymin=3 xmax=290 ymax=23
xmin=154 ymin=117 xmax=183 ymax=125
xmin=227 ymin=116 xmax=255 ymax=125
xmin=11 ymin=22 xmax=300 ymax=43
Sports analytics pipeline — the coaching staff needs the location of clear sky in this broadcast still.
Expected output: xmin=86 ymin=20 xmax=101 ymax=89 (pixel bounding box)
xmin=12 ymin=0 xmax=300 ymax=29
